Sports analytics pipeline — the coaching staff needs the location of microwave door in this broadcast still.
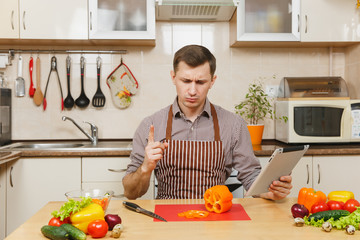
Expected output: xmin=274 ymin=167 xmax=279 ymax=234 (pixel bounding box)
xmin=294 ymin=106 xmax=343 ymax=137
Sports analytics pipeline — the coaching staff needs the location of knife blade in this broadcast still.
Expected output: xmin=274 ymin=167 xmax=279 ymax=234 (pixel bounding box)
xmin=123 ymin=201 xmax=167 ymax=222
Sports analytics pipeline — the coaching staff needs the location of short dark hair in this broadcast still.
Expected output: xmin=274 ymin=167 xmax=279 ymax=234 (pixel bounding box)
xmin=173 ymin=45 xmax=216 ymax=77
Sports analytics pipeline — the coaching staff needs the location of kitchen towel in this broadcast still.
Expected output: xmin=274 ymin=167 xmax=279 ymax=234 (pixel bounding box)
xmin=154 ymin=204 xmax=251 ymax=222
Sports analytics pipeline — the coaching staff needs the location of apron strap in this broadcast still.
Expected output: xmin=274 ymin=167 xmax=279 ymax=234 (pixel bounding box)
xmin=165 ymin=103 xmax=221 ymax=141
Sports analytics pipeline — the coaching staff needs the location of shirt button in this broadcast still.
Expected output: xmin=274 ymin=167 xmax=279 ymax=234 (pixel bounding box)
xmin=191 ymin=127 xmax=194 ymax=131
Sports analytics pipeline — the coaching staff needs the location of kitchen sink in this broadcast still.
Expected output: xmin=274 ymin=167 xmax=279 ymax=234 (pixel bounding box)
xmin=11 ymin=143 xmax=84 ymax=149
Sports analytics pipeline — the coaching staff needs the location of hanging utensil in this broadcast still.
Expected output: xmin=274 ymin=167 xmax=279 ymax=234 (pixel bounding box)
xmin=92 ymin=56 xmax=106 ymax=107
xmin=33 ymin=56 xmax=44 ymax=106
xmin=106 ymin=57 xmax=138 ymax=109
xmin=63 ymin=56 xmax=74 ymax=109
xmin=75 ymin=56 xmax=90 ymax=108
xmin=15 ymin=56 xmax=25 ymax=97
xmin=29 ymin=57 xmax=35 ymax=97
xmin=43 ymin=56 xmax=64 ymax=111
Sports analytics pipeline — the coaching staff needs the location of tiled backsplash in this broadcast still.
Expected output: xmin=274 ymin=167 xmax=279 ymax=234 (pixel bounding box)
xmin=1 ymin=22 xmax=351 ymax=140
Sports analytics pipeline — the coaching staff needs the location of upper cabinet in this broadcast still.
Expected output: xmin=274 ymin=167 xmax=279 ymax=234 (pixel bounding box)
xmin=88 ymin=0 xmax=155 ymax=41
xmin=300 ymin=0 xmax=360 ymax=42
xmin=19 ymin=0 xmax=88 ymax=39
xmin=0 ymin=0 xmax=19 ymax=39
xmin=230 ymin=0 xmax=300 ymax=44
xmin=231 ymin=0 xmax=360 ymax=47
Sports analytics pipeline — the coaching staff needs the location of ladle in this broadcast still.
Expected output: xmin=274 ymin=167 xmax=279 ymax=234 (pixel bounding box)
xmin=63 ymin=56 xmax=74 ymax=109
xmin=75 ymin=56 xmax=90 ymax=108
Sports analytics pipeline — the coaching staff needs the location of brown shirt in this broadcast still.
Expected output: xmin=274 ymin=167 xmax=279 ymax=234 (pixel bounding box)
xmin=125 ymin=98 xmax=261 ymax=191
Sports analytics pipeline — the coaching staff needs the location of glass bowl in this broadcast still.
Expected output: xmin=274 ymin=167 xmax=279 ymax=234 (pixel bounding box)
xmin=65 ymin=189 xmax=114 ymax=212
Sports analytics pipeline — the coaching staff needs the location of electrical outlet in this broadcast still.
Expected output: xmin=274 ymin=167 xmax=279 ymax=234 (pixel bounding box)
xmin=266 ymin=85 xmax=278 ymax=97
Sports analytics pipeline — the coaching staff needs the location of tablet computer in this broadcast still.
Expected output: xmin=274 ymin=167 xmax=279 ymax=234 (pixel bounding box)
xmin=245 ymin=145 xmax=309 ymax=197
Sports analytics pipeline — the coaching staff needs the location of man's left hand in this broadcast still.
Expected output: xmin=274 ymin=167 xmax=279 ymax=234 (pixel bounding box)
xmin=260 ymin=175 xmax=292 ymax=201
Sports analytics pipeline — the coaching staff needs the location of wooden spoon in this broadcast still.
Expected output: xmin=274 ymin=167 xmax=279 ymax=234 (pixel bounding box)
xmin=33 ymin=57 xmax=44 ymax=106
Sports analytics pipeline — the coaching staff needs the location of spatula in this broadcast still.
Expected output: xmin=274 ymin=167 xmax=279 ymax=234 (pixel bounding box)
xmin=15 ymin=56 xmax=25 ymax=97
xmin=92 ymin=56 xmax=106 ymax=107
xmin=33 ymin=57 xmax=44 ymax=106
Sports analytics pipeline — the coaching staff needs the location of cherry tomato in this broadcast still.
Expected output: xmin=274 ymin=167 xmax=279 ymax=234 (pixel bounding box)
xmin=311 ymin=202 xmax=329 ymax=214
xmin=327 ymin=200 xmax=344 ymax=210
xmin=87 ymin=219 xmax=108 ymax=238
xmin=343 ymin=199 xmax=360 ymax=213
xmin=48 ymin=217 xmax=69 ymax=227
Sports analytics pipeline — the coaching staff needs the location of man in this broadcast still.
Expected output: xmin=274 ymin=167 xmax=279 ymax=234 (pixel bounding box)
xmin=123 ymin=45 xmax=292 ymax=200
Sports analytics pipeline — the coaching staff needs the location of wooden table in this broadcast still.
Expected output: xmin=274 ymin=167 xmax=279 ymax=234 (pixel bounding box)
xmin=5 ymin=198 xmax=356 ymax=240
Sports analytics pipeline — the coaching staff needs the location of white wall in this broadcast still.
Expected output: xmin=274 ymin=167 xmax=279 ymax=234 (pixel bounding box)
xmin=2 ymin=22 xmax=346 ymax=140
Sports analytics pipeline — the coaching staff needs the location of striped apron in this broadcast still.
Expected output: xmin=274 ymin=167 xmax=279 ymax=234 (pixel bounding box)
xmin=156 ymin=104 xmax=226 ymax=199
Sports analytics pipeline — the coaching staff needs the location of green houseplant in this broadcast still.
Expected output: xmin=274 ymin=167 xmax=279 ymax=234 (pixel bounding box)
xmin=235 ymin=78 xmax=287 ymax=145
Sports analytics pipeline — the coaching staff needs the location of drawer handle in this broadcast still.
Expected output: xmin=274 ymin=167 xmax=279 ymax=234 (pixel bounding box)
xmin=305 ymin=15 xmax=308 ymax=34
xmin=297 ymin=14 xmax=300 ymax=33
xmin=317 ymin=164 xmax=321 ymax=184
xmin=108 ymin=168 xmax=126 ymax=173
xmin=113 ymin=194 xmax=125 ymax=198
xmin=90 ymin=11 xmax=92 ymax=31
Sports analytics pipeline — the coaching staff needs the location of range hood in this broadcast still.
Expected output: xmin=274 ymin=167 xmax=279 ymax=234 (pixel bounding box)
xmin=156 ymin=0 xmax=238 ymax=21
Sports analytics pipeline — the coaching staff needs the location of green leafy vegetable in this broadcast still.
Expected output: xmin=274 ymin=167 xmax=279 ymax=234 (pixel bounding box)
xmin=304 ymin=207 xmax=360 ymax=230
xmin=51 ymin=197 xmax=92 ymax=221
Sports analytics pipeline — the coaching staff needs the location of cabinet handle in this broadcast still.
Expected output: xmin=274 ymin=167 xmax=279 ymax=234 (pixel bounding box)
xmin=297 ymin=14 xmax=300 ymax=33
xmin=305 ymin=15 xmax=308 ymax=34
xmin=10 ymin=166 xmax=14 ymax=187
xmin=11 ymin=10 xmax=14 ymax=30
xmin=107 ymin=168 xmax=126 ymax=173
xmin=90 ymin=11 xmax=92 ymax=31
xmin=317 ymin=164 xmax=321 ymax=184
xmin=306 ymin=164 xmax=309 ymax=184
xmin=113 ymin=194 xmax=125 ymax=198
xmin=22 ymin=11 xmax=26 ymax=30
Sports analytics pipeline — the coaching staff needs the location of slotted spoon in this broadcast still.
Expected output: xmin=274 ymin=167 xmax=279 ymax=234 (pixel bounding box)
xmin=92 ymin=56 xmax=106 ymax=107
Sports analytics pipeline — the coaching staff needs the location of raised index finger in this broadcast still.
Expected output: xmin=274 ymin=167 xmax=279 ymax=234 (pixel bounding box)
xmin=148 ymin=125 xmax=155 ymax=143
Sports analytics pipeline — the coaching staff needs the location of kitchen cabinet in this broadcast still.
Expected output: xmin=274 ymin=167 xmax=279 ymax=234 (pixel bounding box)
xmin=257 ymin=156 xmax=312 ymax=198
xmin=312 ymin=155 xmax=360 ymax=198
xmin=230 ymin=0 xmax=301 ymax=44
xmin=6 ymin=157 xmax=81 ymax=236
xmin=0 ymin=164 xmax=6 ymax=240
xmin=88 ymin=0 xmax=155 ymax=41
xmin=300 ymin=0 xmax=360 ymax=42
xmin=82 ymin=157 xmax=154 ymax=200
xmin=0 ymin=0 xmax=19 ymax=39
xmin=258 ymin=155 xmax=360 ymax=198
xmin=19 ymin=0 xmax=88 ymax=39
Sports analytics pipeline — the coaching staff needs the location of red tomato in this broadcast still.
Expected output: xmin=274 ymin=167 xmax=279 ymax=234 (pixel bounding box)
xmin=327 ymin=200 xmax=344 ymax=210
xmin=48 ymin=217 xmax=68 ymax=227
xmin=87 ymin=219 xmax=108 ymax=238
xmin=343 ymin=199 xmax=360 ymax=213
xmin=311 ymin=202 xmax=329 ymax=214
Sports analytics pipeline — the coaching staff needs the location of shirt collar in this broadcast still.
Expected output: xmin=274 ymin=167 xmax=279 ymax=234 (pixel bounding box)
xmin=172 ymin=97 xmax=211 ymax=119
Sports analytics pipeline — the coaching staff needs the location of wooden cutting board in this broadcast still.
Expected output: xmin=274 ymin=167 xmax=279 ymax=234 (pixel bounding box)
xmin=154 ymin=204 xmax=251 ymax=222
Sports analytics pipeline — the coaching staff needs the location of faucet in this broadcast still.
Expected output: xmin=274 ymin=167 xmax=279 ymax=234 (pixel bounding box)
xmin=62 ymin=116 xmax=98 ymax=146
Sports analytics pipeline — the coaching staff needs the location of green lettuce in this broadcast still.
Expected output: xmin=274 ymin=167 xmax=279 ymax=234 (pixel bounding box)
xmin=51 ymin=197 xmax=92 ymax=221
xmin=304 ymin=207 xmax=360 ymax=230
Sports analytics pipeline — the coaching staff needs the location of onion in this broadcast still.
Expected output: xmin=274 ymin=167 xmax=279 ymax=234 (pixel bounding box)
xmin=291 ymin=203 xmax=309 ymax=218
xmin=105 ymin=214 xmax=122 ymax=230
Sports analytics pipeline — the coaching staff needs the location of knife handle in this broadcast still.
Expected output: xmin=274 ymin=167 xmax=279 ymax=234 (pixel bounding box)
xmin=123 ymin=201 xmax=141 ymax=212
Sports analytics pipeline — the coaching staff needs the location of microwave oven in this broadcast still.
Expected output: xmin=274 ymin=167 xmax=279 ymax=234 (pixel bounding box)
xmin=275 ymin=99 xmax=360 ymax=143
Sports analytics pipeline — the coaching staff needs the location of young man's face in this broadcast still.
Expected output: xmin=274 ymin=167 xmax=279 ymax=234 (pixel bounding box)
xmin=171 ymin=61 xmax=216 ymax=114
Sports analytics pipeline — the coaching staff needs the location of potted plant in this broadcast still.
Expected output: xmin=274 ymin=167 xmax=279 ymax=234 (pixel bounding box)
xmin=235 ymin=78 xmax=287 ymax=145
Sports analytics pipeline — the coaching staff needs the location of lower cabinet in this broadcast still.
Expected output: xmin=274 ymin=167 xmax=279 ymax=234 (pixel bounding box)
xmin=5 ymin=157 xmax=81 ymax=236
xmin=258 ymin=155 xmax=360 ymax=198
xmin=0 ymin=164 xmax=6 ymax=240
xmin=82 ymin=157 xmax=154 ymax=200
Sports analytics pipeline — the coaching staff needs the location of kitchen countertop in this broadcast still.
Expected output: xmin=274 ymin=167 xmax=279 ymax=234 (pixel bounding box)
xmin=4 ymin=198 xmax=351 ymax=240
xmin=1 ymin=140 xmax=360 ymax=159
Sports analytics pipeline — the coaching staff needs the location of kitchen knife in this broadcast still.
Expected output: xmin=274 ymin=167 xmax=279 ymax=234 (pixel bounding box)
xmin=123 ymin=201 xmax=167 ymax=222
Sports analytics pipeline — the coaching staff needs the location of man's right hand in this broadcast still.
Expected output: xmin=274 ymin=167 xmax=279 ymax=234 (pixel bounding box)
xmin=141 ymin=125 xmax=168 ymax=173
